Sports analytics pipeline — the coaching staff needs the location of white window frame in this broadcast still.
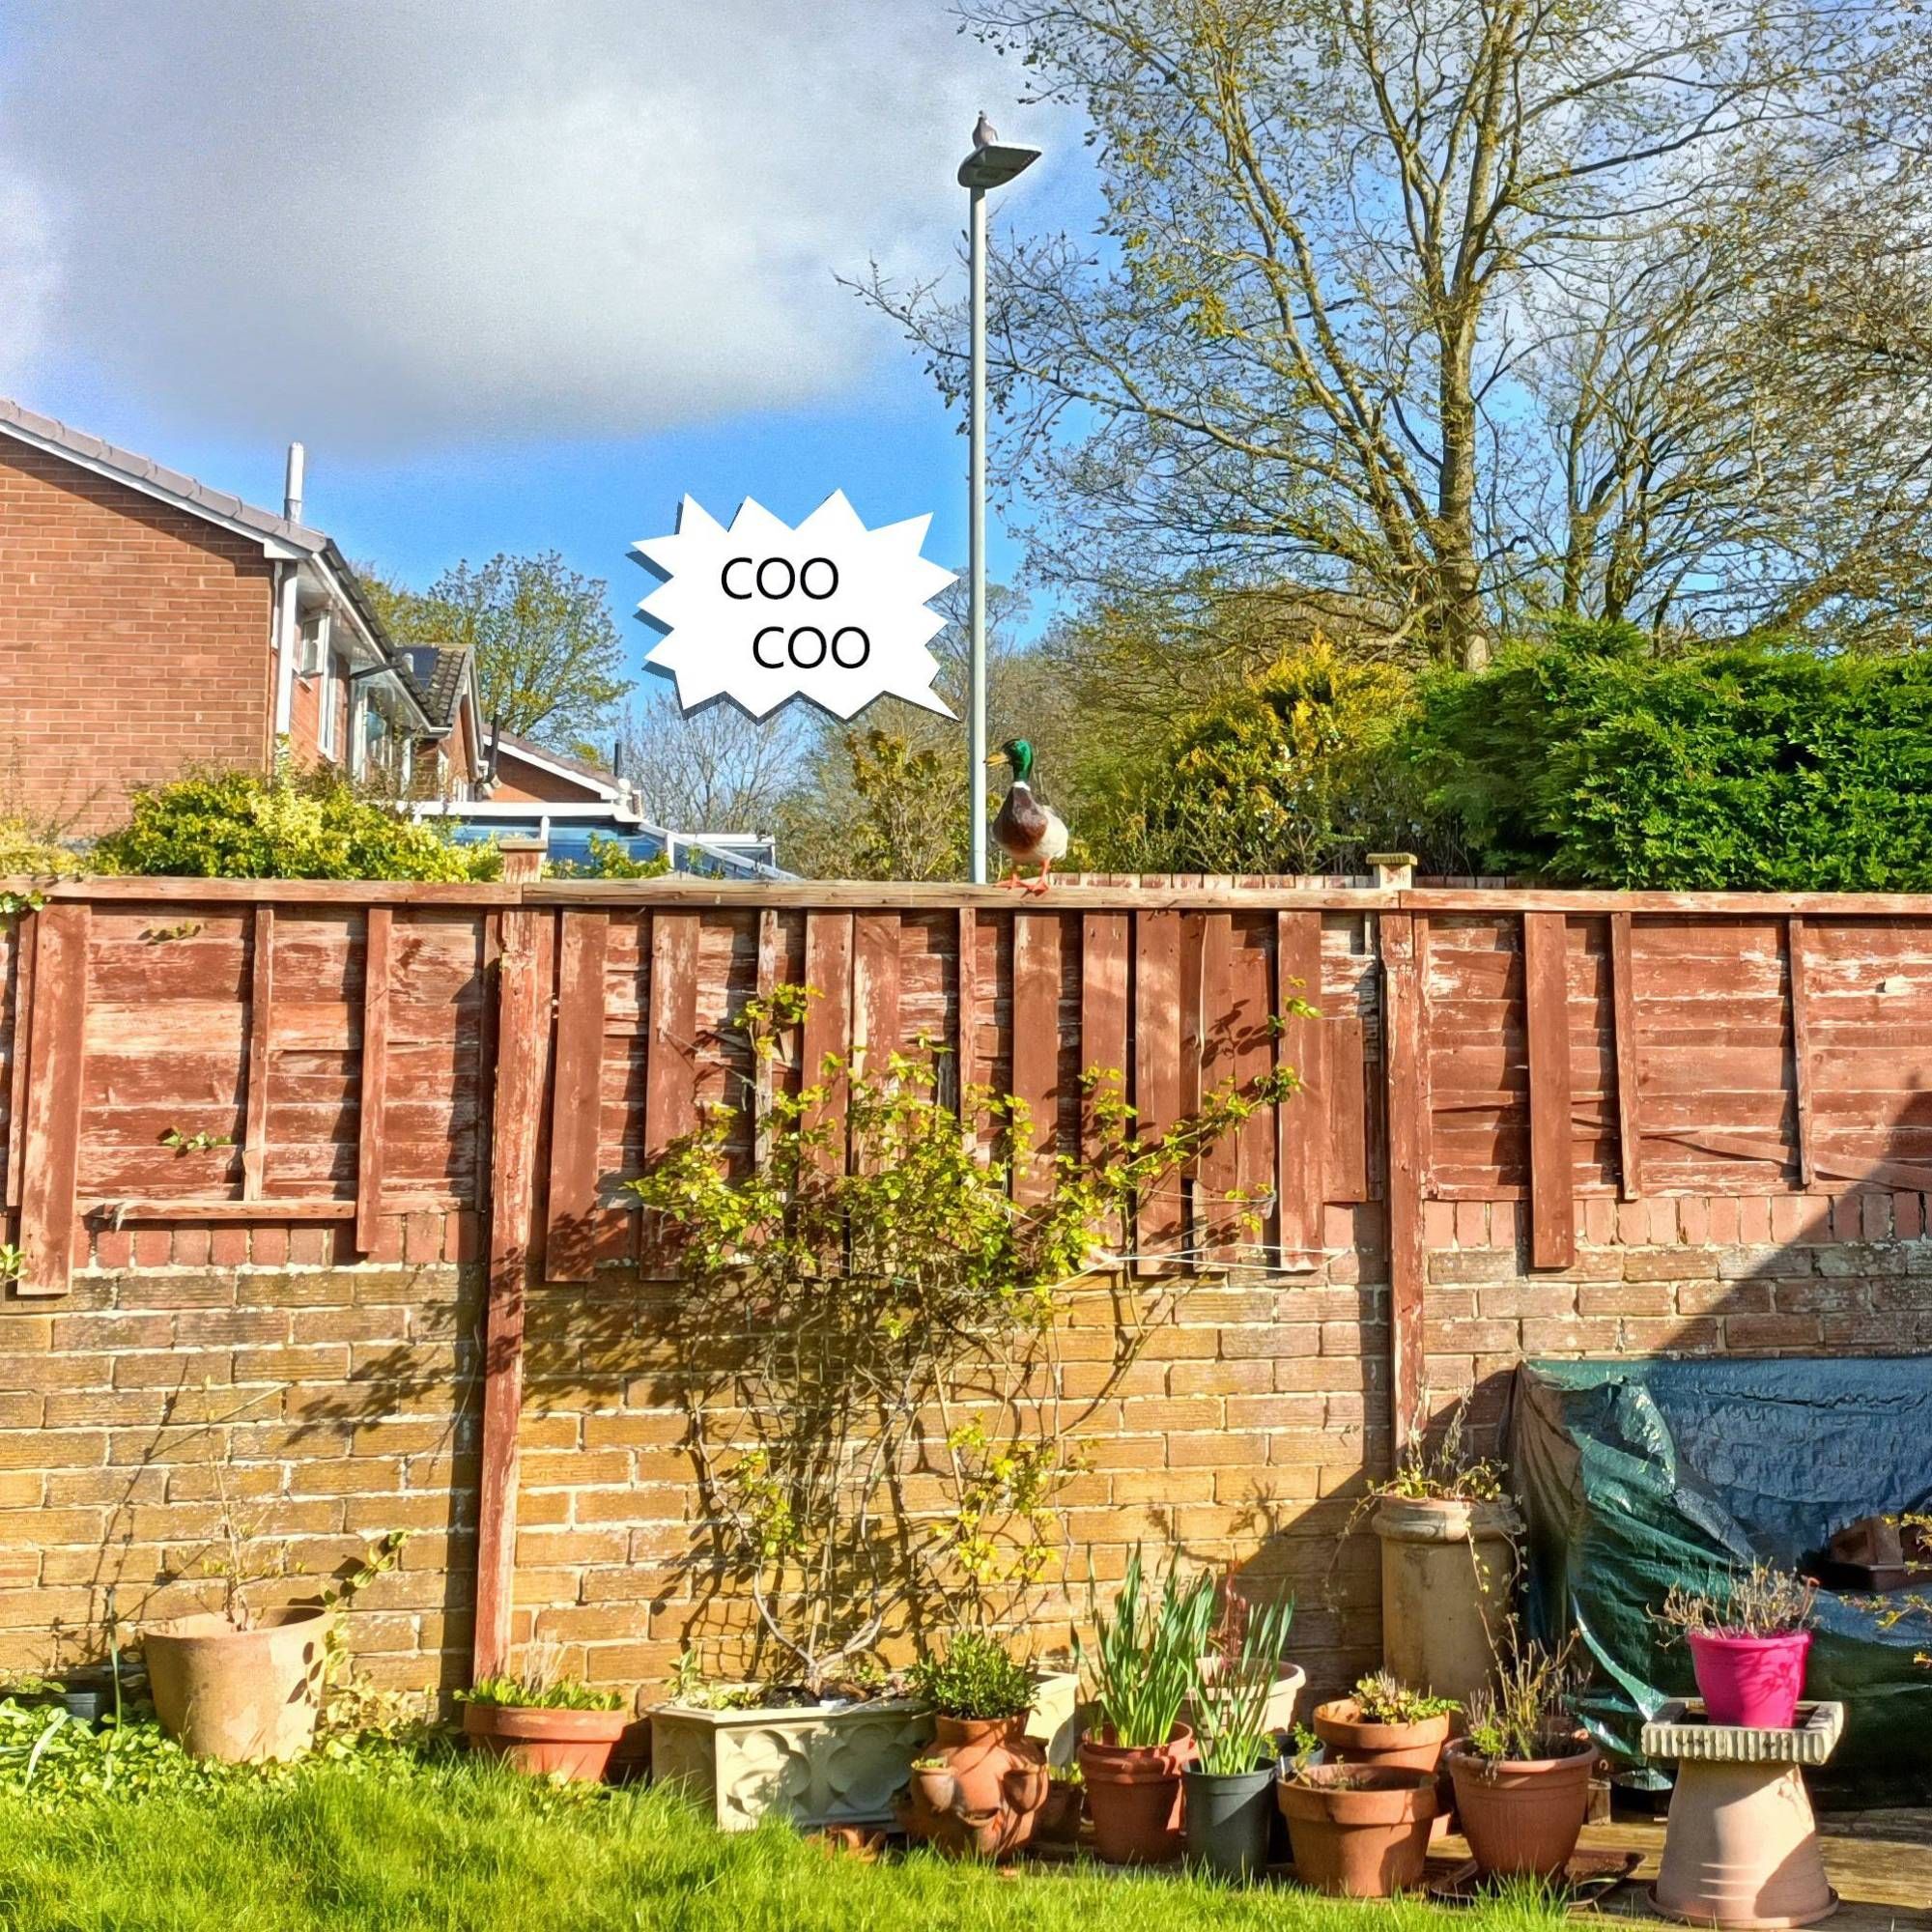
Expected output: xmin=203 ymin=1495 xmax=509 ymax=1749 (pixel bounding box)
xmin=317 ymin=649 xmax=340 ymax=760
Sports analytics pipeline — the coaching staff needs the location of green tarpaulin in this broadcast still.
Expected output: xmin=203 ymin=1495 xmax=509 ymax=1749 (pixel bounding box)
xmin=1510 ymin=1356 xmax=1932 ymax=1801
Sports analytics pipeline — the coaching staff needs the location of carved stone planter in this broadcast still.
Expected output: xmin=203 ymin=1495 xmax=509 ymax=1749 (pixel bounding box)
xmin=651 ymin=1674 xmax=1078 ymax=1833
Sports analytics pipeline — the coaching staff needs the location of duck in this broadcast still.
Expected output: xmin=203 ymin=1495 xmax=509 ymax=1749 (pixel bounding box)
xmin=989 ymin=737 xmax=1069 ymax=895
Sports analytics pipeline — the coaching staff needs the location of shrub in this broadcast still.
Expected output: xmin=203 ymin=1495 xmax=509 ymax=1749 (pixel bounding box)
xmin=1410 ymin=622 xmax=1932 ymax=888
xmin=1350 ymin=1670 xmax=1459 ymax=1726
xmin=1656 ymin=1562 xmax=1815 ymax=1639
xmin=456 ymin=1675 xmax=623 ymax=1714
xmin=94 ymin=765 xmax=498 ymax=882
xmin=544 ymin=833 xmax=670 ymax=880
xmin=906 ymin=1633 xmax=1035 ymax=1721
xmin=1087 ymin=642 xmax=1440 ymax=876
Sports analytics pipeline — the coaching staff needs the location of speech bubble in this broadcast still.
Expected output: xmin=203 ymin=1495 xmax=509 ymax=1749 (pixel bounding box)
xmin=633 ymin=492 xmax=956 ymax=721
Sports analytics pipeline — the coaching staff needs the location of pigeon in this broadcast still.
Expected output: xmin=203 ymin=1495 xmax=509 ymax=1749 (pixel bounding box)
xmin=973 ymin=111 xmax=998 ymax=150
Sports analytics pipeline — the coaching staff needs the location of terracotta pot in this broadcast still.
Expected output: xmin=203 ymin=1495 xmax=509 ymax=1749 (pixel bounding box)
xmin=895 ymin=1715 xmax=1050 ymax=1859
xmin=1077 ymin=1722 xmax=1195 ymax=1864
xmin=144 ymin=1607 xmax=326 ymax=1763
xmin=1688 ymin=1630 xmax=1811 ymax=1730
xmin=1035 ymin=1777 xmax=1084 ymax=1846
xmin=1278 ymin=1764 xmax=1437 ymax=1897
xmin=463 ymin=1700 xmax=628 ymax=1781
xmin=1446 ymin=1737 xmax=1595 ymax=1879
xmin=1312 ymin=1697 xmax=1452 ymax=1774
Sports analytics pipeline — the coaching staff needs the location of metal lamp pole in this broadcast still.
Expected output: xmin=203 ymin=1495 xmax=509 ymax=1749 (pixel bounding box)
xmin=957 ymin=128 xmax=1039 ymax=883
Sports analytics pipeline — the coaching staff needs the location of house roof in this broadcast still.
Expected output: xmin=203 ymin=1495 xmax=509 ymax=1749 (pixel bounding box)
xmin=0 ymin=392 xmax=434 ymax=732
xmin=493 ymin=729 xmax=624 ymax=798
xmin=397 ymin=645 xmax=473 ymax=731
xmin=0 ymin=393 xmax=328 ymax=552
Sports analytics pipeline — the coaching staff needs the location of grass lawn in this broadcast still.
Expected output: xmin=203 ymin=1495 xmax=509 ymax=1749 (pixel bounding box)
xmin=0 ymin=1757 xmax=1578 ymax=1932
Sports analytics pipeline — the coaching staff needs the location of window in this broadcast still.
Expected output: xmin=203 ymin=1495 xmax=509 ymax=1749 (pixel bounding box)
xmin=317 ymin=650 xmax=340 ymax=759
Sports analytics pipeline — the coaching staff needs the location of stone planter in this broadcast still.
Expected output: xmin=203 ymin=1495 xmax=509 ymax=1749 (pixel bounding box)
xmin=144 ymin=1608 xmax=327 ymax=1764
xmin=1375 ymin=1495 xmax=1520 ymax=1707
xmin=650 ymin=1673 xmax=1077 ymax=1833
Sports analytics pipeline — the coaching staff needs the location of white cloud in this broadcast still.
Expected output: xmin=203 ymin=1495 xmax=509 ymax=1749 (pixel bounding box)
xmin=0 ymin=1 xmax=1056 ymax=448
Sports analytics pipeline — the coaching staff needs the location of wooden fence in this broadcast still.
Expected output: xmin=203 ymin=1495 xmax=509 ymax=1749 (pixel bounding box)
xmin=10 ymin=867 xmax=1932 ymax=1669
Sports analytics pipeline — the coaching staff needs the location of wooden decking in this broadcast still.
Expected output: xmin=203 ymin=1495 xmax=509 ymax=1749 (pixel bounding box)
xmin=1428 ymin=1813 xmax=1932 ymax=1924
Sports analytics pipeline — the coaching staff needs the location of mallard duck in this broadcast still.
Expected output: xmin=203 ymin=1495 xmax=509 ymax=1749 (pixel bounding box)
xmin=989 ymin=737 xmax=1069 ymax=894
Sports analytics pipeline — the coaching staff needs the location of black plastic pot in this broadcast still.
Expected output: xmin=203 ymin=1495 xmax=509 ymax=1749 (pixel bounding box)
xmin=1183 ymin=1759 xmax=1278 ymax=1881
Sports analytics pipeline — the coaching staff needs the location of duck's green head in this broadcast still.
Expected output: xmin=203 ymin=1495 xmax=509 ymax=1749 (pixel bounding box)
xmin=989 ymin=737 xmax=1035 ymax=781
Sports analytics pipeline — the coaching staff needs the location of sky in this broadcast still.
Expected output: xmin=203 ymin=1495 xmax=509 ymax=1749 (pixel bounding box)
xmin=0 ymin=1 xmax=1093 ymax=681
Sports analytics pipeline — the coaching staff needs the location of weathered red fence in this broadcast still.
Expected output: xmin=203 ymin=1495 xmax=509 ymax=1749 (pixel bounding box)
xmin=9 ymin=869 xmax=1932 ymax=1678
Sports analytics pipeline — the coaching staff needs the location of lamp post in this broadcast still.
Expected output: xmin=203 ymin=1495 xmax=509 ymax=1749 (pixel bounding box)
xmin=958 ymin=125 xmax=1039 ymax=884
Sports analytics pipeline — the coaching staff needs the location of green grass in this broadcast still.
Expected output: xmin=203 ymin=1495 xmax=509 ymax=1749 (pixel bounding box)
xmin=0 ymin=1756 xmax=1574 ymax=1932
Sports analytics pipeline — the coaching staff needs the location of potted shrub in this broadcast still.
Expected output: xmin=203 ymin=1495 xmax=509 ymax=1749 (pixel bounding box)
xmin=1363 ymin=1396 xmax=1520 ymax=1713
xmin=1657 ymin=1561 xmax=1816 ymax=1729
xmin=895 ymin=1631 xmax=1050 ymax=1859
xmin=1312 ymin=1669 xmax=1459 ymax=1774
xmin=1075 ymin=1548 xmax=1217 ymax=1865
xmin=1182 ymin=1588 xmax=1294 ymax=1881
xmin=1444 ymin=1638 xmax=1594 ymax=1880
xmin=459 ymin=1643 xmax=628 ymax=1783
xmin=1278 ymin=1735 xmax=1438 ymax=1898
xmin=636 ymin=986 xmax=1291 ymax=1831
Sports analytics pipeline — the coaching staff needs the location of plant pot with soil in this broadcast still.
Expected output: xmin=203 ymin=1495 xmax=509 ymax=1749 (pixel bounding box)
xmin=895 ymin=1632 xmax=1049 ymax=1860
xmin=1312 ymin=1670 xmax=1459 ymax=1774
xmin=1444 ymin=1637 xmax=1594 ymax=1880
xmin=1181 ymin=1585 xmax=1295 ymax=1882
xmin=1278 ymin=1761 xmax=1438 ymax=1897
xmin=460 ymin=1644 xmax=628 ymax=1782
xmin=1075 ymin=1548 xmax=1217 ymax=1865
xmin=1657 ymin=1561 xmax=1816 ymax=1729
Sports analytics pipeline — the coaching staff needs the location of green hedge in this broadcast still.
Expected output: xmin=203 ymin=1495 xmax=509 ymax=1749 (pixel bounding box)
xmin=1410 ymin=625 xmax=1932 ymax=889
xmin=94 ymin=766 xmax=497 ymax=882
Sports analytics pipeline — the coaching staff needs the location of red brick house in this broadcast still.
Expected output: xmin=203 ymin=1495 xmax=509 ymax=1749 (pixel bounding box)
xmin=0 ymin=396 xmax=486 ymax=834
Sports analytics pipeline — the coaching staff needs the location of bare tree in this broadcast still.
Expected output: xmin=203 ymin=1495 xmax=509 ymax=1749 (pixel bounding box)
xmin=855 ymin=1 xmax=1927 ymax=663
xmin=618 ymin=693 xmax=805 ymax=834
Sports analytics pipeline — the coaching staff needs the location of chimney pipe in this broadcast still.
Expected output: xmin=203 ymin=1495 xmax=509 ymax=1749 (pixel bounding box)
xmin=284 ymin=441 xmax=305 ymax=525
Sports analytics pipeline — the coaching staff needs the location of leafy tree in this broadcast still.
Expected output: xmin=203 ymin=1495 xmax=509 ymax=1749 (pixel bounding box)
xmin=778 ymin=580 xmax=1081 ymax=880
xmin=94 ymin=765 xmax=497 ymax=882
xmin=1409 ymin=625 xmax=1932 ymax=888
xmin=860 ymin=2 xmax=1932 ymax=664
xmin=362 ymin=553 xmax=632 ymax=750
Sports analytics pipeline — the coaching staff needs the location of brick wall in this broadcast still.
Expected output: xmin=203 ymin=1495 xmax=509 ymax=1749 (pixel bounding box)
xmin=1420 ymin=1189 xmax=1932 ymax=1452
xmin=2 ymin=1200 xmax=1926 ymax=1715
xmin=0 ymin=445 xmax=274 ymax=834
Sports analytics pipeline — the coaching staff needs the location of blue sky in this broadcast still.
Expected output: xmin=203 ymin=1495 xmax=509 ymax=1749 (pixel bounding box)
xmin=0 ymin=2 xmax=1096 ymax=686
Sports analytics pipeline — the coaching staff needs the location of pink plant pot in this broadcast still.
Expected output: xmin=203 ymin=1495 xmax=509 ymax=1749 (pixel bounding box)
xmin=1687 ymin=1629 xmax=1811 ymax=1729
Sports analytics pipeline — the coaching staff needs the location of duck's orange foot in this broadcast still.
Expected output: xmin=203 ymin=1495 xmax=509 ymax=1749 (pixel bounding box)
xmin=1022 ymin=869 xmax=1053 ymax=895
xmin=996 ymin=870 xmax=1031 ymax=892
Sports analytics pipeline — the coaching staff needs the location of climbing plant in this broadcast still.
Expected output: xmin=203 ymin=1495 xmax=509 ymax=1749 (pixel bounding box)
xmin=629 ymin=984 xmax=1305 ymax=1696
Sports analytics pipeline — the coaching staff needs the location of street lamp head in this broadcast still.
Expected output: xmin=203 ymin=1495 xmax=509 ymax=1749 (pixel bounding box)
xmin=957 ymin=141 xmax=1041 ymax=191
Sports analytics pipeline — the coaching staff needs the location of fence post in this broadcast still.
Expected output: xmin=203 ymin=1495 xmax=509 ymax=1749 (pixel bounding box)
xmin=1380 ymin=909 xmax=1426 ymax=1452
xmin=473 ymin=839 xmax=550 ymax=1679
